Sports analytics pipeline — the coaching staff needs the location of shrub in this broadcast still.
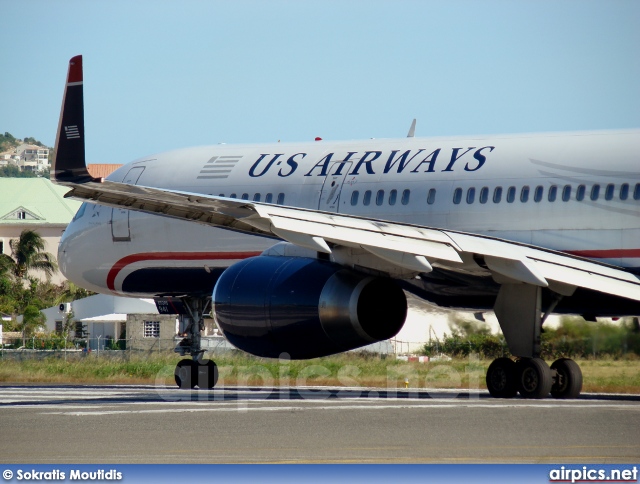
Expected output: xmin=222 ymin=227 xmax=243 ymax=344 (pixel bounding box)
xmin=423 ymin=316 xmax=640 ymax=359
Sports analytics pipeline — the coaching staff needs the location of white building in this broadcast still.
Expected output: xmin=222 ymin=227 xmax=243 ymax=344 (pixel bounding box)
xmin=40 ymin=294 xmax=235 ymax=352
xmin=41 ymin=294 xmax=160 ymax=350
xmin=16 ymin=144 xmax=49 ymax=172
xmin=0 ymin=151 xmax=20 ymax=166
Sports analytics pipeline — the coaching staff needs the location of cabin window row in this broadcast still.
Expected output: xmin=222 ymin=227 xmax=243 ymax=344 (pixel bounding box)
xmin=349 ymin=189 xmax=438 ymax=207
xmin=452 ymin=183 xmax=640 ymax=205
xmin=218 ymin=193 xmax=286 ymax=204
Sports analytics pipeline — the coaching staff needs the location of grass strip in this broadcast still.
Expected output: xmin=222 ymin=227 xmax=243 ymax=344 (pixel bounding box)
xmin=0 ymin=352 xmax=638 ymax=393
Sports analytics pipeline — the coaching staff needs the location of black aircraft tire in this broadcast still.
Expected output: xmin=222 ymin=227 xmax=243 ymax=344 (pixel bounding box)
xmin=550 ymin=358 xmax=583 ymax=399
xmin=197 ymin=360 xmax=219 ymax=389
xmin=517 ymin=357 xmax=552 ymax=399
xmin=175 ymin=359 xmax=196 ymax=389
xmin=486 ymin=357 xmax=517 ymax=398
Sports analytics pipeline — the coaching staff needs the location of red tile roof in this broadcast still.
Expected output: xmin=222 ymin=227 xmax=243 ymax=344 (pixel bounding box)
xmin=87 ymin=164 xmax=122 ymax=179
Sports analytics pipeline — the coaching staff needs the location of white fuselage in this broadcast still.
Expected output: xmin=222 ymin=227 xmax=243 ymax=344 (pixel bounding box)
xmin=58 ymin=129 xmax=640 ymax=297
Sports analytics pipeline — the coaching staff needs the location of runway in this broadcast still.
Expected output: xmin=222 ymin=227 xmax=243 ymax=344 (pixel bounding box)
xmin=1 ymin=385 xmax=639 ymax=463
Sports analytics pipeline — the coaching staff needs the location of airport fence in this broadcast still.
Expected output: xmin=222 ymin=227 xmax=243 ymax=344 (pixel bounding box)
xmin=1 ymin=337 xmax=415 ymax=362
xmin=0 ymin=335 xmax=236 ymax=361
xmin=2 ymin=330 xmax=638 ymax=362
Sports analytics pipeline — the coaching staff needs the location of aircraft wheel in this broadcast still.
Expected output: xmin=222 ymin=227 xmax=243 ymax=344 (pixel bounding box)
xmin=197 ymin=360 xmax=219 ymax=389
xmin=175 ymin=359 xmax=196 ymax=389
xmin=486 ymin=357 xmax=517 ymax=398
xmin=517 ymin=358 xmax=552 ymax=399
xmin=550 ymin=358 xmax=582 ymax=399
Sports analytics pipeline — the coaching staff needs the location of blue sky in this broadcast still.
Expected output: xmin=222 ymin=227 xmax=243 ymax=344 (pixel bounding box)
xmin=1 ymin=0 xmax=639 ymax=165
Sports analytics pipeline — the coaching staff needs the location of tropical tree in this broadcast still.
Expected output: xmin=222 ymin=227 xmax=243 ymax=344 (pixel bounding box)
xmin=55 ymin=281 xmax=93 ymax=304
xmin=0 ymin=254 xmax=15 ymax=280
xmin=0 ymin=254 xmax=22 ymax=316
xmin=8 ymin=229 xmax=57 ymax=280
xmin=20 ymin=304 xmax=46 ymax=340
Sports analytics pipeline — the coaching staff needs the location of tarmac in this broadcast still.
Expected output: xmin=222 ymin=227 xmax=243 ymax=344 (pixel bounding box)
xmin=0 ymin=384 xmax=639 ymax=463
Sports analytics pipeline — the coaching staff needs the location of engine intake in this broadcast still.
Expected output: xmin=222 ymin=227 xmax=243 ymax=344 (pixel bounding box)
xmin=212 ymin=256 xmax=407 ymax=359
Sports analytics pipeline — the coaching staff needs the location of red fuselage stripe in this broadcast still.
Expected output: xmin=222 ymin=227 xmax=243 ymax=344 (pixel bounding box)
xmin=106 ymin=251 xmax=262 ymax=291
xmin=106 ymin=249 xmax=640 ymax=292
xmin=565 ymin=249 xmax=640 ymax=259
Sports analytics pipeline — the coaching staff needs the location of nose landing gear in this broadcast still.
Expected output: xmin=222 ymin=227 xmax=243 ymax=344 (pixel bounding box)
xmin=164 ymin=296 xmax=220 ymax=389
xmin=174 ymin=358 xmax=219 ymax=389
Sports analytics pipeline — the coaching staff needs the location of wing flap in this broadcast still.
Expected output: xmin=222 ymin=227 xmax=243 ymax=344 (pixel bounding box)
xmin=535 ymin=260 xmax=640 ymax=301
xmin=266 ymin=214 xmax=464 ymax=263
xmin=252 ymin=204 xmax=457 ymax=245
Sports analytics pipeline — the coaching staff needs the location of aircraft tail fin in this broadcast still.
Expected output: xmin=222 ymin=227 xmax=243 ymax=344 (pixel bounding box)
xmin=52 ymin=55 xmax=101 ymax=185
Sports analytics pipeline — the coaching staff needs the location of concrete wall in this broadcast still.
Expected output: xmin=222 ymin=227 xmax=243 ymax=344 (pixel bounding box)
xmin=126 ymin=314 xmax=177 ymax=351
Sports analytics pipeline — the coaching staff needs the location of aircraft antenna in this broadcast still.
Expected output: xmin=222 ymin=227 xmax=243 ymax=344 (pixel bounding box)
xmin=407 ymin=119 xmax=416 ymax=138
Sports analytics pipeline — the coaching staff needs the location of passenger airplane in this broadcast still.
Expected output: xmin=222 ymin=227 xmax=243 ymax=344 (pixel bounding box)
xmin=53 ymin=55 xmax=640 ymax=399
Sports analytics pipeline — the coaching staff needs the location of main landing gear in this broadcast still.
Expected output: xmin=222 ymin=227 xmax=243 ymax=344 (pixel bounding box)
xmin=486 ymin=356 xmax=583 ymax=399
xmin=487 ymin=282 xmax=584 ymax=399
xmin=173 ymin=297 xmax=219 ymax=389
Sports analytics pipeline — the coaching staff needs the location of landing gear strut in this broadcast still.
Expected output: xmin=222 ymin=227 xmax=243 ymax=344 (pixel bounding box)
xmin=173 ymin=297 xmax=218 ymax=389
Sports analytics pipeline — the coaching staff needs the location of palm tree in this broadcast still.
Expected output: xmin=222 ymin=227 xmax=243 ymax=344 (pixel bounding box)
xmin=0 ymin=254 xmax=14 ymax=280
xmin=55 ymin=281 xmax=93 ymax=304
xmin=9 ymin=229 xmax=57 ymax=280
xmin=20 ymin=304 xmax=45 ymax=340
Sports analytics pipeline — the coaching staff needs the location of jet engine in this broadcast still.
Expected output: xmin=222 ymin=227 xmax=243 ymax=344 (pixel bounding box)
xmin=212 ymin=256 xmax=407 ymax=359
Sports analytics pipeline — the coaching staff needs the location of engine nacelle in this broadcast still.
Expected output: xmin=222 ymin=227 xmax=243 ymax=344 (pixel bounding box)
xmin=212 ymin=256 xmax=407 ymax=359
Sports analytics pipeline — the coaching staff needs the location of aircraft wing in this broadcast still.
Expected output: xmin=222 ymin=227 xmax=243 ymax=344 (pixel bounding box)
xmin=56 ymin=176 xmax=640 ymax=303
xmin=52 ymin=55 xmax=640 ymax=304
